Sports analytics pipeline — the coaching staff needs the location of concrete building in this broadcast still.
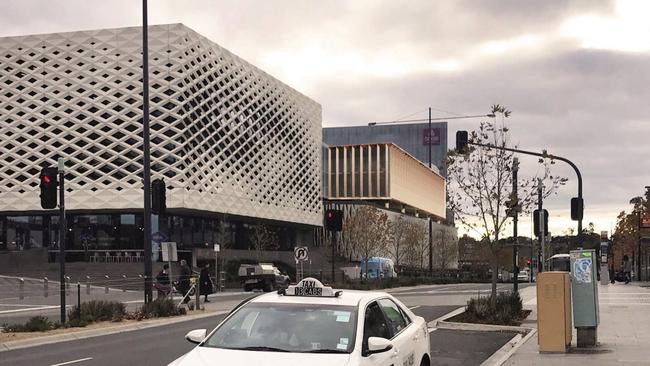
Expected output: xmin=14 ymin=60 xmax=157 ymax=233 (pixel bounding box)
xmin=0 ymin=24 xmax=322 ymax=263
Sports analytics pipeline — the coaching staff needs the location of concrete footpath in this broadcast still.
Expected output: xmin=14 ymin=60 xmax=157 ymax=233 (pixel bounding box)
xmin=505 ymin=282 xmax=650 ymax=365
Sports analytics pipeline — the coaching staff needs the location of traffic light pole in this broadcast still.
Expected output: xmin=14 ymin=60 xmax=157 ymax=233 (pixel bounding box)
xmin=142 ymin=0 xmax=153 ymax=304
xmin=512 ymin=158 xmax=519 ymax=293
xmin=428 ymin=107 xmax=433 ymax=276
xmin=57 ymin=158 xmax=66 ymax=324
xmin=466 ymin=141 xmax=583 ymax=235
xmin=538 ymin=179 xmax=545 ymax=273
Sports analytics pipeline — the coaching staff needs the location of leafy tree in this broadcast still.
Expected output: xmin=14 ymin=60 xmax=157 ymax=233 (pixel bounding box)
xmin=447 ymin=105 xmax=566 ymax=298
xmin=433 ymin=226 xmax=458 ymax=269
xmin=343 ymin=206 xmax=391 ymax=277
xmin=403 ymin=221 xmax=429 ymax=270
xmin=388 ymin=215 xmax=408 ymax=267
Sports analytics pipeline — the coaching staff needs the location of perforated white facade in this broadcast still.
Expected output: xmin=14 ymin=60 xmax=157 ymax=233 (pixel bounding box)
xmin=0 ymin=24 xmax=322 ymax=227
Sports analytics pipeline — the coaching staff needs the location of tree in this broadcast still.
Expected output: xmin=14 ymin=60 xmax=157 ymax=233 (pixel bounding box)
xmin=403 ymin=221 xmax=429 ymax=270
xmin=250 ymin=224 xmax=279 ymax=261
xmin=447 ymin=105 xmax=566 ymax=298
xmin=433 ymin=226 xmax=458 ymax=269
xmin=343 ymin=206 xmax=391 ymax=277
xmin=388 ymin=215 xmax=409 ymax=267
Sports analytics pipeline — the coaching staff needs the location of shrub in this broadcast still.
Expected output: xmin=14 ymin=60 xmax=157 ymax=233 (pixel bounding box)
xmin=465 ymin=291 xmax=523 ymax=325
xmin=67 ymin=300 xmax=126 ymax=324
xmin=135 ymin=298 xmax=186 ymax=320
xmin=2 ymin=316 xmax=61 ymax=332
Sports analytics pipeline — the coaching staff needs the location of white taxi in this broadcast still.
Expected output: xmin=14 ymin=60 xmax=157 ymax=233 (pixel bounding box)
xmin=168 ymin=278 xmax=431 ymax=366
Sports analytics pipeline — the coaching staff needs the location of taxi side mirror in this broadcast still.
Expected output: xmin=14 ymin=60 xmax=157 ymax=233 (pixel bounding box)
xmin=364 ymin=337 xmax=393 ymax=356
xmin=185 ymin=329 xmax=207 ymax=344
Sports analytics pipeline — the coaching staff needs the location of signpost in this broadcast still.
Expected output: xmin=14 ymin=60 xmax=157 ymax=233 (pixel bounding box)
xmin=294 ymin=247 xmax=309 ymax=280
xmin=213 ymin=244 xmax=220 ymax=292
xmin=161 ymin=242 xmax=177 ymax=301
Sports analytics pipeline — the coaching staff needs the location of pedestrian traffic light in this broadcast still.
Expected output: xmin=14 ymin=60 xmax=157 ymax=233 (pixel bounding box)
xmin=505 ymin=193 xmax=520 ymax=218
xmin=325 ymin=209 xmax=343 ymax=232
xmin=152 ymin=178 xmax=166 ymax=214
xmin=39 ymin=167 xmax=58 ymax=209
xmin=533 ymin=209 xmax=549 ymax=237
xmin=456 ymin=130 xmax=469 ymax=153
xmin=571 ymin=197 xmax=583 ymax=221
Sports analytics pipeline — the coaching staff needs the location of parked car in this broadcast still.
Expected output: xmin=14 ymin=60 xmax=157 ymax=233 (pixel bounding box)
xmin=239 ymin=263 xmax=289 ymax=292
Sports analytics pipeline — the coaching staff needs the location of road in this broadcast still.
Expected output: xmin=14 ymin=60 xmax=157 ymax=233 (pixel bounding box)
xmin=1 ymin=283 xmax=532 ymax=366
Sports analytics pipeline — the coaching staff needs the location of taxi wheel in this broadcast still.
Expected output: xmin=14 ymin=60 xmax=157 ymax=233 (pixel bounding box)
xmin=420 ymin=355 xmax=430 ymax=366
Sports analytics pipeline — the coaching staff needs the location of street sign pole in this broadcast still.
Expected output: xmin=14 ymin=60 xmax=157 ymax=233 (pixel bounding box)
xmin=538 ymin=179 xmax=545 ymax=273
xmin=142 ymin=0 xmax=153 ymax=304
xmin=58 ymin=158 xmax=66 ymax=324
xmin=512 ymin=157 xmax=519 ymax=293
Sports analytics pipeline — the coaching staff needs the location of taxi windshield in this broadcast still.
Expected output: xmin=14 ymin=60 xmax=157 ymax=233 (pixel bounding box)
xmin=203 ymin=302 xmax=357 ymax=353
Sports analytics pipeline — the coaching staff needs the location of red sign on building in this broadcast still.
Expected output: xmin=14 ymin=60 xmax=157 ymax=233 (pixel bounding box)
xmin=640 ymin=212 xmax=650 ymax=228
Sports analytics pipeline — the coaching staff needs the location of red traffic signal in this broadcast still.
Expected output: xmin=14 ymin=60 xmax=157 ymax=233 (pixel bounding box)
xmin=325 ymin=209 xmax=343 ymax=232
xmin=39 ymin=167 xmax=58 ymax=209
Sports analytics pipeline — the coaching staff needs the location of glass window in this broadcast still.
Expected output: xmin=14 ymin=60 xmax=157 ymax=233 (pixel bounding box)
xmin=363 ymin=301 xmax=391 ymax=347
xmin=378 ymin=299 xmax=410 ymax=336
xmin=204 ymin=303 xmax=357 ymax=353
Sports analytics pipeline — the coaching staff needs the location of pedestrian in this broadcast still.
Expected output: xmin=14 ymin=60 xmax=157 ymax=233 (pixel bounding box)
xmin=623 ymin=255 xmax=632 ymax=284
xmin=199 ymin=263 xmax=213 ymax=303
xmin=155 ymin=264 xmax=171 ymax=298
xmin=179 ymin=259 xmax=192 ymax=303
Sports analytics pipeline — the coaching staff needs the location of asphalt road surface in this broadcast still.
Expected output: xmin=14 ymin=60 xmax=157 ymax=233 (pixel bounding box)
xmin=0 ymin=283 xmax=529 ymax=366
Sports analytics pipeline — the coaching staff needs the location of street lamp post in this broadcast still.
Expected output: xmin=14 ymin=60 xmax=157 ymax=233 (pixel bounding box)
xmin=369 ymin=111 xmax=495 ymax=275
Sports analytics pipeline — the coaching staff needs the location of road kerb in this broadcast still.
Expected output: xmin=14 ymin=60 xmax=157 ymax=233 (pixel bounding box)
xmin=434 ymin=309 xmax=536 ymax=366
xmin=426 ymin=306 xmax=465 ymax=329
xmin=0 ymin=310 xmax=228 ymax=353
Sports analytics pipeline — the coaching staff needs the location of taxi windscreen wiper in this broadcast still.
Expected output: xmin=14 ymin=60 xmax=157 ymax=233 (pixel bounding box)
xmin=304 ymin=349 xmax=349 ymax=353
xmin=237 ymin=346 xmax=291 ymax=352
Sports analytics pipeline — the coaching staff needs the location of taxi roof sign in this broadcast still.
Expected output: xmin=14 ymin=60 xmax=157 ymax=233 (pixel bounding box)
xmin=284 ymin=277 xmax=341 ymax=297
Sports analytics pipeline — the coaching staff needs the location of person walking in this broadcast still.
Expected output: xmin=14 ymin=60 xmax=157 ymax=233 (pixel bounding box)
xmin=199 ymin=263 xmax=213 ymax=303
xmin=155 ymin=264 xmax=171 ymax=298
xmin=623 ymin=255 xmax=633 ymax=284
xmin=178 ymin=259 xmax=192 ymax=303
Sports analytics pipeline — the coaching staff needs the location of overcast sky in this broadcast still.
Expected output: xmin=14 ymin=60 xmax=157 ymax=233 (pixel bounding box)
xmin=2 ymin=0 xmax=648 ymax=237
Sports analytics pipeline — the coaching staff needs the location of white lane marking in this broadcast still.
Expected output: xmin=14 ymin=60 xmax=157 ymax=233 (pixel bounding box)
xmin=0 ymin=303 xmax=55 ymax=307
xmin=50 ymin=357 xmax=93 ymax=366
xmin=0 ymin=305 xmax=71 ymax=315
xmin=408 ymin=305 xmax=421 ymax=310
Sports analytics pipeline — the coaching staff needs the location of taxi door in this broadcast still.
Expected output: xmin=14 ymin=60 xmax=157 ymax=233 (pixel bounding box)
xmin=377 ymin=298 xmax=418 ymax=366
xmin=360 ymin=301 xmax=397 ymax=366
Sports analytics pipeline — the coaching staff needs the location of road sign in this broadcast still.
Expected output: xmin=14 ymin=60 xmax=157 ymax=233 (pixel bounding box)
xmin=214 ymin=244 xmax=220 ymax=252
xmin=294 ymin=246 xmax=309 ymax=261
xmin=152 ymin=231 xmax=168 ymax=244
xmin=161 ymin=242 xmax=177 ymax=262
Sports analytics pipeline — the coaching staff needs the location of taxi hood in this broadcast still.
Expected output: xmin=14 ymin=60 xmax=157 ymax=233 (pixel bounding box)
xmin=170 ymin=347 xmax=352 ymax=366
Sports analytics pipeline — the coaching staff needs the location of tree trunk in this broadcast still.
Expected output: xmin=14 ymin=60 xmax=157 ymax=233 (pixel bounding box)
xmin=491 ymin=258 xmax=498 ymax=299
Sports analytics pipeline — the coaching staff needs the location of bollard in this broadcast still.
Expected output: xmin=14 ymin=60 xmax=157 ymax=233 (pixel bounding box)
xmin=105 ymin=275 xmax=110 ymax=294
xmin=65 ymin=276 xmax=71 ymax=296
xmin=195 ymin=277 xmax=201 ymax=311
xmin=19 ymin=278 xmax=24 ymax=300
xmin=86 ymin=276 xmax=91 ymax=295
xmin=44 ymin=277 xmax=49 ymax=298
xmin=122 ymin=275 xmax=127 ymax=292
xmin=77 ymin=282 xmax=81 ymax=320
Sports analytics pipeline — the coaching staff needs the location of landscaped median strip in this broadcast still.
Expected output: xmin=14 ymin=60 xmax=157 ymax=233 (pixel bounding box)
xmin=433 ymin=306 xmax=536 ymax=366
xmin=0 ymin=309 xmax=229 ymax=352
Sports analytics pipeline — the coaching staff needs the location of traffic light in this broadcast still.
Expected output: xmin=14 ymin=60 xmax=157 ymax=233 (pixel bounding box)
xmin=533 ymin=209 xmax=549 ymax=237
xmin=325 ymin=209 xmax=343 ymax=232
xmin=571 ymin=197 xmax=583 ymax=221
xmin=39 ymin=167 xmax=58 ymax=209
xmin=151 ymin=178 xmax=166 ymax=214
xmin=505 ymin=193 xmax=520 ymax=218
xmin=456 ymin=131 xmax=469 ymax=153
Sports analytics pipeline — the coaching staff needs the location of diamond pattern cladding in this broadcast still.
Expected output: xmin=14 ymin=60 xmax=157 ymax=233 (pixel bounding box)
xmin=0 ymin=23 xmax=322 ymax=226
